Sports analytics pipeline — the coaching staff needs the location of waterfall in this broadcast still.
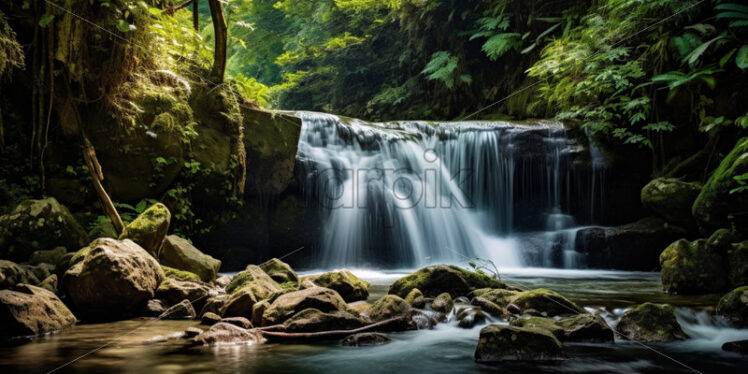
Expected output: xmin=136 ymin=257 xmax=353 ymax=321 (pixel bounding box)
xmin=294 ymin=112 xmax=604 ymax=269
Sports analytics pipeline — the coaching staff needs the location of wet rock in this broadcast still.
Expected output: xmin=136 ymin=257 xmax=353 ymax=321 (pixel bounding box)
xmin=431 ymin=293 xmax=454 ymax=314
xmin=251 ymin=300 xmax=270 ymax=326
xmin=284 ymin=308 xmax=365 ymax=332
xmin=404 ymin=288 xmax=425 ymax=308
xmin=0 ymin=284 xmax=77 ymax=340
xmin=159 ymin=299 xmax=196 ymax=320
xmin=615 ymin=303 xmax=688 ymax=342
xmin=474 ymin=325 xmax=564 ymax=362
xmin=221 ymin=316 xmax=253 ymax=329
xmin=259 ymin=258 xmax=298 ymax=285
xmin=389 ymin=265 xmax=509 ymax=298
xmin=221 ymin=288 xmax=258 ymax=318
xmin=727 ymin=241 xmax=748 ymax=287
xmin=192 ymin=322 xmax=265 ymax=345
xmin=159 ymin=235 xmax=221 ymax=282
xmin=184 ymin=327 xmax=203 ymax=338
xmin=347 ymin=301 xmax=371 ymax=316
xmin=659 ymin=239 xmax=728 ymax=294
xmin=311 ymin=270 xmax=369 ymax=302
xmin=215 ymin=274 xmax=233 ymax=288
xmin=716 ymin=286 xmax=748 ymax=327
xmin=641 ymin=178 xmax=701 ymax=229
xmin=144 ymin=299 xmax=169 ymax=317
xmin=201 ymin=312 xmax=221 ymax=326
xmin=118 ymin=203 xmax=171 ymax=258
xmin=367 ymin=295 xmax=411 ymax=322
xmin=226 ymin=265 xmax=282 ymax=301
xmin=262 ymin=287 xmax=347 ymax=326
xmin=28 ymin=247 xmax=68 ymax=266
xmin=0 ymin=198 xmax=88 ymax=262
xmin=341 ymin=332 xmax=392 ymax=347
xmin=63 ymin=238 xmax=165 ymax=320
xmin=410 ymin=309 xmax=440 ymax=329
xmin=509 ymin=288 xmax=584 ymax=317
xmin=199 ymin=294 xmax=229 ymax=317
xmin=456 ymin=307 xmax=487 ymax=329
xmin=722 ymin=340 xmax=748 ymax=355
xmin=471 ymin=296 xmax=507 ymax=318
xmin=156 ymin=277 xmax=215 ymax=311
xmin=0 ymin=260 xmax=39 ymax=289
xmin=511 ymin=314 xmax=614 ymax=343
xmin=23 ymin=263 xmax=54 ymax=283
xmin=161 ymin=265 xmax=201 ymax=281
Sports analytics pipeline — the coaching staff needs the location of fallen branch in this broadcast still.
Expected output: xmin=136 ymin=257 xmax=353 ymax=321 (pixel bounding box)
xmin=82 ymin=137 xmax=125 ymax=234
xmin=258 ymin=317 xmax=409 ymax=342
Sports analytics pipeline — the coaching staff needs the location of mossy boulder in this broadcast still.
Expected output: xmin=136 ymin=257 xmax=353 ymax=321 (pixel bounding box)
xmin=156 ymin=277 xmax=214 ymax=310
xmin=474 ymin=325 xmax=565 ymax=362
xmin=716 ymin=286 xmax=748 ymax=327
xmin=508 ymin=288 xmax=584 ymax=316
xmin=456 ymin=307 xmax=487 ymax=328
xmin=311 ymin=270 xmax=370 ymax=302
xmin=615 ymin=303 xmax=687 ymax=342
xmin=0 ymin=198 xmax=87 ymax=262
xmin=471 ymin=296 xmax=507 ymax=318
xmin=63 ymin=238 xmax=165 ymax=320
xmin=367 ymin=295 xmax=411 ymax=322
xmin=470 ymin=288 xmax=519 ymax=308
xmin=119 ymin=203 xmax=171 ymax=258
xmin=262 ymin=287 xmax=347 ymax=326
xmin=431 ymin=292 xmax=454 ymax=313
xmin=389 ymin=265 xmax=508 ymax=298
xmin=0 ymin=260 xmax=39 ymax=289
xmin=161 ymin=265 xmax=201 ymax=281
xmin=259 ymin=258 xmax=298 ymax=285
xmin=641 ymin=178 xmax=701 ymax=228
xmin=0 ymin=284 xmax=77 ymax=340
xmin=158 ymin=235 xmax=221 ymax=282
xmin=510 ymin=314 xmax=614 ymax=343
xmin=659 ymin=239 xmax=728 ymax=294
xmin=28 ymin=247 xmax=68 ymax=266
xmin=404 ymin=288 xmax=425 ymax=308
xmin=221 ymin=287 xmax=258 ymax=318
xmin=727 ymin=241 xmax=748 ymax=287
xmin=283 ymin=308 xmax=365 ymax=332
xmin=226 ymin=265 xmax=282 ymax=301
xmin=692 ymin=137 xmax=748 ymax=229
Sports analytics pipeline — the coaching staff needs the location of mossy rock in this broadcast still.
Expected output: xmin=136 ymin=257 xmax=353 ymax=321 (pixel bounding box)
xmin=312 ymin=270 xmax=370 ymax=302
xmin=692 ymin=137 xmax=748 ymax=229
xmin=0 ymin=285 xmax=77 ymax=340
xmin=716 ymin=286 xmax=748 ymax=327
xmin=470 ymin=288 xmax=520 ymax=308
xmin=431 ymin=292 xmax=454 ymax=314
xmin=511 ymin=314 xmax=614 ymax=343
xmin=615 ymin=303 xmax=687 ymax=342
xmin=474 ymin=324 xmax=565 ymax=362
xmin=659 ymin=238 xmax=729 ymax=294
xmin=119 ymin=203 xmax=171 ymax=258
xmin=726 ymin=241 xmax=748 ymax=287
xmin=0 ymin=198 xmax=88 ymax=262
xmin=283 ymin=308 xmax=365 ymax=332
xmin=508 ymin=288 xmax=584 ymax=316
xmin=161 ymin=265 xmax=201 ymax=281
xmin=641 ymin=178 xmax=701 ymax=228
xmin=225 ymin=265 xmax=282 ymax=301
xmin=368 ymin=294 xmax=410 ymax=322
xmin=259 ymin=258 xmax=298 ymax=285
xmin=221 ymin=287 xmax=258 ymax=318
xmin=404 ymin=288 xmax=425 ymax=308
xmin=156 ymin=276 xmax=213 ymax=308
xmin=28 ymin=247 xmax=68 ymax=266
xmin=0 ymin=260 xmax=40 ymax=289
xmin=159 ymin=235 xmax=221 ymax=282
xmin=262 ymin=287 xmax=347 ymax=326
xmin=389 ymin=265 xmax=508 ymax=298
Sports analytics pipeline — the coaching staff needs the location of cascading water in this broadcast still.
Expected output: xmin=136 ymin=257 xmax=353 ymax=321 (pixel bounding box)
xmin=295 ymin=112 xmax=605 ymax=269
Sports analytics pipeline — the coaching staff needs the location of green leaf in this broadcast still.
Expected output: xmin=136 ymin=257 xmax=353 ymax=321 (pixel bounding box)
xmin=720 ymin=48 xmax=737 ymax=67
xmin=715 ymin=3 xmax=748 ymax=13
xmin=148 ymin=7 xmax=162 ymax=16
xmin=736 ymin=45 xmax=748 ymax=69
xmin=117 ymin=19 xmax=136 ymax=33
xmin=39 ymin=14 xmax=54 ymax=28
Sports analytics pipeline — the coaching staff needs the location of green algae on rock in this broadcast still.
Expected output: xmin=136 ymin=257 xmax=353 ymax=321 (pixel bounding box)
xmin=389 ymin=265 xmax=509 ymax=298
xmin=716 ymin=286 xmax=748 ymax=328
xmin=615 ymin=303 xmax=687 ymax=342
xmin=159 ymin=235 xmax=221 ymax=282
xmin=659 ymin=238 xmax=728 ymax=294
xmin=119 ymin=203 xmax=171 ymax=258
xmin=474 ymin=324 xmax=565 ymax=362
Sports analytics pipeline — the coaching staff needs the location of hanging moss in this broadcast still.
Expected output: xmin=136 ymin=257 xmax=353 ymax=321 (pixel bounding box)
xmin=0 ymin=10 xmax=24 ymax=79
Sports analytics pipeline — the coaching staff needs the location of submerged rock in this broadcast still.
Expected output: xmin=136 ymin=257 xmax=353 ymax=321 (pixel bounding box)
xmin=119 ymin=203 xmax=171 ymax=258
xmin=192 ymin=322 xmax=264 ymax=345
xmin=722 ymin=340 xmax=748 ymax=355
xmin=341 ymin=332 xmax=392 ymax=347
xmin=431 ymin=293 xmax=454 ymax=314
xmin=367 ymin=295 xmax=411 ymax=322
xmin=259 ymin=258 xmax=298 ymax=285
xmin=474 ymin=324 xmax=564 ymax=362
xmin=389 ymin=265 xmax=508 ymax=298
xmin=641 ymin=178 xmax=701 ymax=229
xmin=615 ymin=303 xmax=687 ymax=342
xmin=508 ymin=288 xmax=584 ymax=317
xmin=63 ymin=238 xmax=164 ymax=320
xmin=159 ymin=299 xmax=196 ymax=320
xmin=659 ymin=239 xmax=728 ymax=294
xmin=716 ymin=286 xmax=748 ymax=327
xmin=159 ymin=235 xmax=221 ymax=282
xmin=0 ymin=284 xmax=77 ymax=340
xmin=311 ymin=270 xmax=370 ymax=302
xmin=262 ymin=287 xmax=347 ymax=326
xmin=284 ymin=308 xmax=365 ymax=332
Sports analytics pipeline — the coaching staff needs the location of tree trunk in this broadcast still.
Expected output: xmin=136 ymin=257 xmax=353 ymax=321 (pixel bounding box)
xmin=208 ymin=0 xmax=227 ymax=83
xmin=192 ymin=0 xmax=199 ymax=31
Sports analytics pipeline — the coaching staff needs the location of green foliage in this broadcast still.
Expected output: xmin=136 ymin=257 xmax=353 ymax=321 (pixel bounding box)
xmin=422 ymin=51 xmax=471 ymax=88
xmin=730 ymin=173 xmax=748 ymax=194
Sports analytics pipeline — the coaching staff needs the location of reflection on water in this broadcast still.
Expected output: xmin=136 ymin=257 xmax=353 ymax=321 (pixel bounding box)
xmin=1 ymin=270 xmax=746 ymax=373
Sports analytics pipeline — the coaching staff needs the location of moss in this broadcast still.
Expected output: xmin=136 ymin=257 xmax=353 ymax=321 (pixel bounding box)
xmin=119 ymin=203 xmax=171 ymax=257
xmin=312 ymin=270 xmax=370 ymax=302
xmin=716 ymin=286 xmax=748 ymax=327
xmin=659 ymin=238 xmax=728 ymax=294
xmin=509 ymin=288 xmax=584 ymax=316
xmin=225 ymin=265 xmax=282 ymax=301
xmin=369 ymin=295 xmax=409 ymax=321
xmin=510 ymin=317 xmax=564 ymax=340
xmin=431 ymin=292 xmax=454 ymax=313
xmin=161 ymin=265 xmax=200 ymax=282
xmin=615 ymin=303 xmax=687 ymax=342
xmin=259 ymin=258 xmax=298 ymax=285
xmin=389 ymin=265 xmax=508 ymax=298
xmin=471 ymin=288 xmax=520 ymax=308
xmin=404 ymin=288 xmax=425 ymax=307
xmin=640 ymin=178 xmax=701 ymax=227
xmin=692 ymin=137 xmax=748 ymax=229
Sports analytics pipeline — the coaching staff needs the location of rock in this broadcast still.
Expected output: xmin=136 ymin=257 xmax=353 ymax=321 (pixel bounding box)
xmin=0 ymin=198 xmax=88 ymax=262
xmin=456 ymin=307 xmax=487 ymax=328
xmin=368 ymin=295 xmax=410 ymax=321
xmin=0 ymin=284 xmax=77 ymax=340
xmin=716 ymin=286 xmax=748 ymax=327
xmin=389 ymin=265 xmax=508 ymax=299
xmin=509 ymin=288 xmax=584 ymax=317
xmin=199 ymin=294 xmax=229 ymax=317
xmin=347 ymin=301 xmax=371 ymax=315
xmin=341 ymin=332 xmax=392 ymax=347
xmin=727 ymin=241 xmax=748 ymax=287
xmin=511 ymin=315 xmax=614 ymax=343
xmin=251 ymin=300 xmax=270 ymax=326
xmin=184 ymin=327 xmax=203 ymax=338
xmin=659 ymin=238 xmax=728 ymax=294
xmin=215 ymin=275 xmax=233 ymax=288
xmin=226 ymin=265 xmax=282 ymax=301
xmin=220 ymin=316 xmax=253 ymax=329
xmin=0 ymin=260 xmax=39 ymax=289
xmin=38 ymin=274 xmax=58 ymax=293
xmin=201 ymin=312 xmax=221 ymax=325
xmin=118 ymin=203 xmax=171 ymax=258
xmin=470 ymin=288 xmax=520 ymax=308
xmin=692 ymin=137 xmax=748 ymax=229
xmin=284 ymin=308 xmax=365 ymax=332
xmin=509 ymin=316 xmax=564 ymax=340
xmin=641 ymin=178 xmax=701 ymax=228
xmin=431 ymin=293 xmax=454 ymax=314
xmin=159 ymin=299 xmax=196 ymax=320
xmin=23 ymin=263 xmax=54 ymax=283
xmin=474 ymin=325 xmax=565 ymax=362
xmin=299 ymin=278 xmax=318 ymax=289
xmin=722 ymin=340 xmax=748 ymax=355
xmin=221 ymin=288 xmax=258 ymax=318
xmin=144 ymin=299 xmax=168 ymax=317
xmin=158 ymin=235 xmax=221 ymax=282
xmin=615 ymin=303 xmax=688 ymax=342
xmin=311 ymin=270 xmax=370 ymax=302
xmin=259 ymin=258 xmax=298 ymax=285
xmin=404 ymin=288 xmax=425 ymax=308
xmin=28 ymin=247 xmax=68 ymax=266
xmin=575 ymin=217 xmax=688 ymax=270
xmin=63 ymin=238 xmax=165 ymax=320
xmin=262 ymin=287 xmax=347 ymax=326
xmin=161 ymin=265 xmax=201 ymax=281
xmin=192 ymin=322 xmax=265 ymax=345
xmin=156 ymin=277 xmax=214 ymax=311
xmin=54 ymin=252 xmax=74 ymax=277
xmin=471 ymin=296 xmax=507 ymax=318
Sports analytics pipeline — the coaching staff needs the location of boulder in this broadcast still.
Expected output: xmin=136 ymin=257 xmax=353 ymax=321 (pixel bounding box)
xmin=659 ymin=238 xmax=728 ymax=294
xmin=156 ymin=277 xmax=215 ymax=310
xmin=722 ymin=340 xmax=748 ymax=355
xmin=0 ymin=260 xmax=39 ymax=289
xmin=251 ymin=300 xmax=270 ymax=326
xmin=192 ymin=322 xmax=265 ymax=345
xmin=615 ymin=303 xmax=688 ymax=342
xmin=404 ymin=288 xmax=425 ymax=308
xmin=716 ymin=286 xmax=748 ymax=327
xmin=367 ymin=295 xmax=410 ymax=322
xmin=221 ymin=288 xmax=257 ymax=318
xmin=159 ymin=299 xmax=196 ymax=320
xmin=456 ymin=307 xmax=487 ymax=329
xmin=184 ymin=327 xmax=203 ymax=339
xmin=641 ymin=178 xmax=701 ymax=228
xmin=118 ymin=203 xmax=171 ymax=258
xmin=63 ymin=238 xmax=165 ymax=320
xmin=431 ymin=293 xmax=454 ymax=314
xmin=471 ymin=296 xmax=507 ymax=318
xmin=0 ymin=198 xmax=88 ymax=262
xmin=510 ymin=314 xmax=613 ymax=343
xmin=727 ymin=241 xmax=748 ymax=287
xmin=692 ymin=137 xmax=748 ymax=229
xmin=283 ymin=308 xmax=365 ymax=332
xmin=161 ymin=265 xmax=201 ymax=281
xmin=199 ymin=294 xmax=229 ymax=317
xmin=215 ymin=274 xmax=233 ymax=288
xmin=389 ymin=265 xmax=508 ymax=298
xmin=158 ymin=235 xmax=221 ymax=282
xmin=575 ymin=217 xmax=688 ymax=270
xmin=0 ymin=284 xmax=77 ymax=340
xmin=28 ymin=247 xmax=68 ymax=266
xmin=311 ymin=270 xmax=370 ymax=302
xmin=39 ymin=274 xmax=58 ymax=293
xmin=262 ymin=287 xmax=347 ymax=326
xmin=470 ymin=288 xmax=519 ymax=308
xmin=201 ymin=312 xmax=221 ymax=325
xmin=226 ymin=265 xmax=282 ymax=301
xmin=259 ymin=258 xmax=298 ymax=285
xmin=341 ymin=332 xmax=392 ymax=347
xmin=220 ymin=316 xmax=253 ymax=329
xmin=509 ymin=288 xmax=584 ymax=317
xmin=144 ymin=299 xmax=168 ymax=317
xmin=347 ymin=301 xmax=371 ymax=315
xmin=474 ymin=325 xmax=564 ymax=362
